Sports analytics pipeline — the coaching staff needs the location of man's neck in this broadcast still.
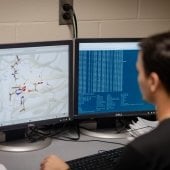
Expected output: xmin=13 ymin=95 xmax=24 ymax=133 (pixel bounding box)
xmin=156 ymin=95 xmax=170 ymax=122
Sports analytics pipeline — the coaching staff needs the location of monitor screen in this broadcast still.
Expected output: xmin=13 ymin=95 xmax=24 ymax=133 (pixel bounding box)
xmin=74 ymin=38 xmax=155 ymax=119
xmin=0 ymin=40 xmax=73 ymax=131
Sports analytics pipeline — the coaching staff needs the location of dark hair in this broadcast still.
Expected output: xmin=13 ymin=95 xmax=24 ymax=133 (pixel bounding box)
xmin=139 ymin=31 xmax=170 ymax=93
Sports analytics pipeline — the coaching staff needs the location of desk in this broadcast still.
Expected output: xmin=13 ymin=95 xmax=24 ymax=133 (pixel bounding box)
xmin=0 ymin=135 xmax=128 ymax=170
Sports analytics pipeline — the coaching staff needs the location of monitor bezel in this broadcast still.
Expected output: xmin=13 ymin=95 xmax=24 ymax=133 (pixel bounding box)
xmin=0 ymin=40 xmax=73 ymax=131
xmin=74 ymin=38 xmax=156 ymax=120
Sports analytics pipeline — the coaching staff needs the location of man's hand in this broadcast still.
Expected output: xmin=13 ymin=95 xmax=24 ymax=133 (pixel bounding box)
xmin=40 ymin=155 xmax=70 ymax=170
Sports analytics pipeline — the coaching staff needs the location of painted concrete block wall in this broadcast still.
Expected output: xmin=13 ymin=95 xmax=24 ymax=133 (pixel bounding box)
xmin=0 ymin=0 xmax=169 ymax=43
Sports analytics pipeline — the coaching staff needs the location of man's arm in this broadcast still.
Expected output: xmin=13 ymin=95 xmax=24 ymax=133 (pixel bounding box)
xmin=115 ymin=145 xmax=149 ymax=170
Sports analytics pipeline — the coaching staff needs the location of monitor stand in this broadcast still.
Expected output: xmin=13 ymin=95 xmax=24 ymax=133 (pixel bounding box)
xmin=79 ymin=118 xmax=129 ymax=139
xmin=0 ymin=138 xmax=52 ymax=152
xmin=80 ymin=128 xmax=128 ymax=139
xmin=0 ymin=130 xmax=52 ymax=152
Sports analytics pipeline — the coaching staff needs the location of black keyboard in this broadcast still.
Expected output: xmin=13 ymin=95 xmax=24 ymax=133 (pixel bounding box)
xmin=67 ymin=147 xmax=125 ymax=170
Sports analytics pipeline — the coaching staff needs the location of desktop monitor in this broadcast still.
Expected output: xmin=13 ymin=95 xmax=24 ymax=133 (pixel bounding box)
xmin=74 ymin=38 xmax=155 ymax=137
xmin=0 ymin=40 xmax=73 ymax=151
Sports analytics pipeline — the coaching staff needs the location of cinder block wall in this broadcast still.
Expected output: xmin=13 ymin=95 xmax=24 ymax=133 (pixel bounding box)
xmin=0 ymin=0 xmax=170 ymax=43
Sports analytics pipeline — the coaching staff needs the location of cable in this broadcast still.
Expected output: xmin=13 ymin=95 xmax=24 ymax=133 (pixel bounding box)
xmin=25 ymin=124 xmax=125 ymax=146
xmin=71 ymin=10 xmax=78 ymax=38
xmin=25 ymin=122 xmax=80 ymax=142
xmin=62 ymin=4 xmax=78 ymax=38
xmin=52 ymin=136 xmax=126 ymax=146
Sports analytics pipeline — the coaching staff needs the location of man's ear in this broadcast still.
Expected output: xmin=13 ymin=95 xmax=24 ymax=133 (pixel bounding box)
xmin=149 ymin=72 xmax=160 ymax=92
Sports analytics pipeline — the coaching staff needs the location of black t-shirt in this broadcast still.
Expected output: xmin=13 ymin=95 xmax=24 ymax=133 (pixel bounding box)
xmin=116 ymin=118 xmax=170 ymax=170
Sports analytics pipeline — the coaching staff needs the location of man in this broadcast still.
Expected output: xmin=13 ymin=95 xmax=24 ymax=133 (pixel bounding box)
xmin=40 ymin=31 xmax=170 ymax=170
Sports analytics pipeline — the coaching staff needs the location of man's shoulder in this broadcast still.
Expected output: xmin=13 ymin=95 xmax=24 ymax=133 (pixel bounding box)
xmin=129 ymin=120 xmax=170 ymax=155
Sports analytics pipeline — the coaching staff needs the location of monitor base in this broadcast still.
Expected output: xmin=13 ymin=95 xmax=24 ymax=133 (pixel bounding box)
xmin=80 ymin=128 xmax=128 ymax=139
xmin=0 ymin=137 xmax=52 ymax=152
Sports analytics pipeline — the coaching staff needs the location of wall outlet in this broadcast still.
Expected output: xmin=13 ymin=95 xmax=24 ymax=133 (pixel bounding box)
xmin=59 ymin=0 xmax=73 ymax=25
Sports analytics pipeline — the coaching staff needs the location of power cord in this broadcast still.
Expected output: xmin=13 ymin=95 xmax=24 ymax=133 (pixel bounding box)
xmin=25 ymin=122 xmax=80 ymax=142
xmin=62 ymin=4 xmax=78 ymax=38
xmin=25 ymin=123 xmax=125 ymax=146
xmin=52 ymin=136 xmax=126 ymax=146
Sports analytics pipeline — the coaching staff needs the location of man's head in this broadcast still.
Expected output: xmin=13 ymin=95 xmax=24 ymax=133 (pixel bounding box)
xmin=136 ymin=31 xmax=170 ymax=103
